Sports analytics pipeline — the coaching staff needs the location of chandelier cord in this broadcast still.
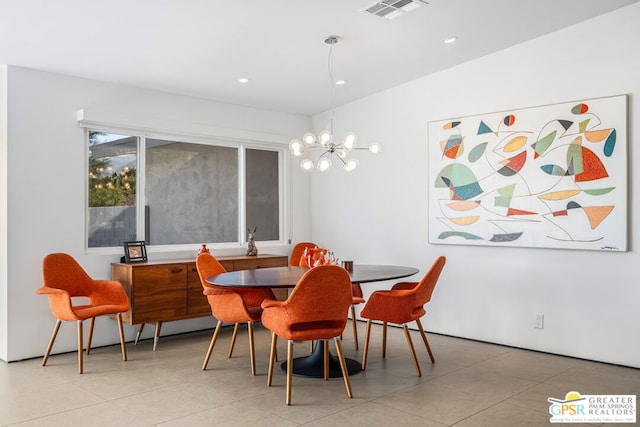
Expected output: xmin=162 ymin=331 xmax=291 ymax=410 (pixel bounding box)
xmin=327 ymin=40 xmax=336 ymax=135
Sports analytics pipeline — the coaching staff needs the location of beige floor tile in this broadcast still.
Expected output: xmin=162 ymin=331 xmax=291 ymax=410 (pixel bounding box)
xmin=156 ymin=400 xmax=298 ymax=427
xmin=454 ymin=401 xmax=561 ymax=427
xmin=10 ymin=401 xmax=151 ymax=427
xmin=0 ymin=382 xmax=105 ymax=425
xmin=304 ymin=401 xmax=447 ymax=427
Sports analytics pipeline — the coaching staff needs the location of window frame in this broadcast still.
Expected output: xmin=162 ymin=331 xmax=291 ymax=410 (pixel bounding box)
xmin=84 ymin=125 xmax=289 ymax=254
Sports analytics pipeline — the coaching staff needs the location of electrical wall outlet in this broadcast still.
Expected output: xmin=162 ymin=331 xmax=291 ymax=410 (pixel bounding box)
xmin=534 ymin=313 xmax=544 ymax=329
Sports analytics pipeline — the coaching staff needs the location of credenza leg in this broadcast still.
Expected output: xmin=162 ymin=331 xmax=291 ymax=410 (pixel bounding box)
xmin=135 ymin=323 xmax=145 ymax=345
xmin=153 ymin=321 xmax=162 ymax=351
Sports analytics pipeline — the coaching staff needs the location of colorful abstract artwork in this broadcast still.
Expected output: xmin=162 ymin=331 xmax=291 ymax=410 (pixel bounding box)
xmin=428 ymin=95 xmax=627 ymax=251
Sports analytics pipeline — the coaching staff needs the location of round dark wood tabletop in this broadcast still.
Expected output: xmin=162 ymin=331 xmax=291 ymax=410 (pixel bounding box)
xmin=206 ymin=264 xmax=419 ymax=288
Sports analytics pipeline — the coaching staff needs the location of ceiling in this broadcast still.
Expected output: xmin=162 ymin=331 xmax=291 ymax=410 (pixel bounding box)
xmin=1 ymin=0 xmax=638 ymax=116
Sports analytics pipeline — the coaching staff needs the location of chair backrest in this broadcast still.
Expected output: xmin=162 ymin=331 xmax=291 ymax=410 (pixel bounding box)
xmin=290 ymin=242 xmax=317 ymax=266
xmin=42 ymin=253 xmax=95 ymax=297
xmin=196 ymin=253 xmax=227 ymax=290
xmin=284 ymin=265 xmax=352 ymax=325
xmin=415 ymin=256 xmax=446 ymax=304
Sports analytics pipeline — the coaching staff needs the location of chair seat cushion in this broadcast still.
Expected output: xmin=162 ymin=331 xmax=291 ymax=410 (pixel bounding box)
xmin=72 ymin=304 xmax=129 ymax=320
xmin=279 ymin=320 xmax=345 ymax=341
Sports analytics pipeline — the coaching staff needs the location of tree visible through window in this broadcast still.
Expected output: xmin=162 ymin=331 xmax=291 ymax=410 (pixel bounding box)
xmin=87 ymin=131 xmax=138 ymax=248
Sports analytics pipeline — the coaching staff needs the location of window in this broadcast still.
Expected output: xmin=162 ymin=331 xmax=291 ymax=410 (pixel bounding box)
xmin=87 ymin=131 xmax=138 ymax=248
xmin=87 ymin=130 xmax=284 ymax=249
xmin=145 ymin=138 xmax=238 ymax=245
xmin=246 ymin=148 xmax=280 ymax=241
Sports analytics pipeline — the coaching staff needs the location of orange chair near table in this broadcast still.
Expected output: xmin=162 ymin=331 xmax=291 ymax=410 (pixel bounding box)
xmin=261 ymin=265 xmax=353 ymax=405
xmin=292 ymin=242 xmax=365 ymax=350
xmin=196 ymin=253 xmax=275 ymax=375
xmin=36 ymin=253 xmax=130 ymax=374
xmin=289 ymin=242 xmax=316 ymax=266
xmin=360 ymin=255 xmax=446 ymax=377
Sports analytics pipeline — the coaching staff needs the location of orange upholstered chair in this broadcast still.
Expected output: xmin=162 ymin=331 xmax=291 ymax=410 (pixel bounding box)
xmin=289 ymin=242 xmax=317 ymax=266
xmin=361 ymin=256 xmax=446 ymax=377
xmin=36 ymin=253 xmax=130 ymax=374
xmin=293 ymin=242 xmax=364 ymax=350
xmin=196 ymin=253 xmax=275 ymax=375
xmin=261 ymin=265 xmax=353 ymax=405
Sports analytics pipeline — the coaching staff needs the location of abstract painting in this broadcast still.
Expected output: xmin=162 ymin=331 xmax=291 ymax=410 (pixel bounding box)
xmin=428 ymin=95 xmax=627 ymax=251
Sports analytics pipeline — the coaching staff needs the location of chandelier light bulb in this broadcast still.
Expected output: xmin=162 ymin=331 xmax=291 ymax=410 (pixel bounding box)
xmin=301 ymin=159 xmax=315 ymax=170
xmin=344 ymin=158 xmax=359 ymax=172
xmin=318 ymin=130 xmax=332 ymax=146
xmin=342 ymin=132 xmax=357 ymax=150
xmin=289 ymin=139 xmax=302 ymax=152
xmin=369 ymin=143 xmax=381 ymax=154
xmin=337 ymin=149 xmax=347 ymax=158
xmin=317 ymin=157 xmax=332 ymax=172
xmin=303 ymin=133 xmax=316 ymax=145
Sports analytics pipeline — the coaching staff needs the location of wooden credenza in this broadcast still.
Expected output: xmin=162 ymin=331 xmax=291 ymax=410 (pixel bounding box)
xmin=111 ymin=254 xmax=288 ymax=349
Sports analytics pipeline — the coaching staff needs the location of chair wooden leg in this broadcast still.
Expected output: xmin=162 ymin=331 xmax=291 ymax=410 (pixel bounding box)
xmin=248 ymin=322 xmax=256 ymax=376
xmin=42 ymin=319 xmax=61 ymax=367
xmin=403 ymin=324 xmax=421 ymax=377
xmin=117 ymin=313 xmax=128 ymax=361
xmin=228 ymin=322 xmax=239 ymax=357
xmin=267 ymin=332 xmax=277 ymax=386
xmin=77 ymin=320 xmax=84 ymax=374
xmin=362 ymin=320 xmax=372 ymax=370
xmin=286 ymin=340 xmax=293 ymax=405
xmin=135 ymin=323 xmax=144 ymax=345
xmin=382 ymin=321 xmax=387 ymax=358
xmin=415 ymin=318 xmax=434 ymax=363
xmin=334 ymin=337 xmax=353 ymax=398
xmin=351 ymin=305 xmax=359 ymax=350
xmin=323 ymin=340 xmax=329 ymax=381
xmin=86 ymin=317 xmax=95 ymax=355
xmin=202 ymin=321 xmax=223 ymax=370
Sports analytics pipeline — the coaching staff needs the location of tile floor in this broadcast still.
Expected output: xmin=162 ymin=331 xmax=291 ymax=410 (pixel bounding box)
xmin=0 ymin=322 xmax=638 ymax=426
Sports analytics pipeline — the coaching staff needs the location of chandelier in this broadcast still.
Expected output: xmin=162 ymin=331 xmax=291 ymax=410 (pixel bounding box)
xmin=289 ymin=36 xmax=380 ymax=172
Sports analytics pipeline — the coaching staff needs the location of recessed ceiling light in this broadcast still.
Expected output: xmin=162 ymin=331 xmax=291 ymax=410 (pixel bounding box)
xmin=443 ymin=36 xmax=458 ymax=44
xmin=238 ymin=77 xmax=250 ymax=83
xmin=335 ymin=80 xmax=347 ymax=86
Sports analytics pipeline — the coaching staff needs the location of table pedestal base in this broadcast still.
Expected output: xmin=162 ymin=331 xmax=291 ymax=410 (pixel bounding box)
xmin=280 ymin=340 xmax=362 ymax=378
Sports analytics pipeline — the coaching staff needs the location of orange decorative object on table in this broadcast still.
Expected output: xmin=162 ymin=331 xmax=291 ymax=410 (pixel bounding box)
xmin=299 ymin=246 xmax=334 ymax=268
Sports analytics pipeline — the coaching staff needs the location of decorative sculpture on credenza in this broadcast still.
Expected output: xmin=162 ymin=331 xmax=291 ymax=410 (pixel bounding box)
xmin=246 ymin=227 xmax=258 ymax=256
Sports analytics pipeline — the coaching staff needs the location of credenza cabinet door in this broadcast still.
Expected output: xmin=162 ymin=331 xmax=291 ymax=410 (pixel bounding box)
xmin=131 ymin=264 xmax=188 ymax=323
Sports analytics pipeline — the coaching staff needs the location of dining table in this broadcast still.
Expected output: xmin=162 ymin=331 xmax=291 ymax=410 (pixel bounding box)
xmin=206 ymin=264 xmax=419 ymax=378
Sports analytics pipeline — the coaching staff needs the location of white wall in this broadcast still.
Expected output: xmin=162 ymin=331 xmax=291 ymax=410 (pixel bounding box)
xmin=1 ymin=67 xmax=311 ymax=362
xmin=0 ymin=65 xmax=8 ymax=359
xmin=310 ymin=4 xmax=640 ymax=368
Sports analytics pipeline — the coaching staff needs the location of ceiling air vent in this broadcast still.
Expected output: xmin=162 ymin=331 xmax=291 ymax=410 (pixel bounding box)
xmin=363 ymin=0 xmax=428 ymax=20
